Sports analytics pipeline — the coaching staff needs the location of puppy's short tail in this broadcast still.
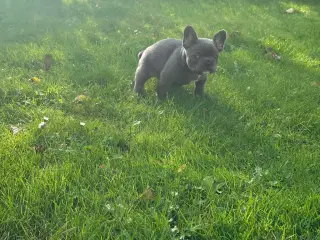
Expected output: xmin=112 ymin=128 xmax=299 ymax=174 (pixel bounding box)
xmin=138 ymin=50 xmax=144 ymax=60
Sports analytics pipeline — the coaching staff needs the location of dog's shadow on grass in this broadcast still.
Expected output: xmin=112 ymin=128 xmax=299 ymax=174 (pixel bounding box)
xmin=164 ymin=87 xmax=279 ymax=171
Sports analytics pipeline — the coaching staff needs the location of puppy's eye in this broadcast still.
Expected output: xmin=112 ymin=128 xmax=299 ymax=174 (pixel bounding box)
xmin=193 ymin=54 xmax=200 ymax=59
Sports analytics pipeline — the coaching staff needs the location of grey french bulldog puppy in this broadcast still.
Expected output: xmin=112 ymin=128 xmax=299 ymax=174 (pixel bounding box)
xmin=133 ymin=25 xmax=227 ymax=100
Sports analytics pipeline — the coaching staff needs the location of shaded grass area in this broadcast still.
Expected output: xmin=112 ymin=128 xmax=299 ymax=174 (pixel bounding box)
xmin=0 ymin=0 xmax=320 ymax=239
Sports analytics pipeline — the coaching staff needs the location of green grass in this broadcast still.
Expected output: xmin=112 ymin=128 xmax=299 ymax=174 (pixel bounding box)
xmin=1 ymin=0 xmax=320 ymax=239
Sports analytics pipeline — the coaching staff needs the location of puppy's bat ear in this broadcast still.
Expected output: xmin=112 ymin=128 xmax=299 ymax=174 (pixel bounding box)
xmin=183 ymin=26 xmax=198 ymax=49
xmin=213 ymin=29 xmax=227 ymax=52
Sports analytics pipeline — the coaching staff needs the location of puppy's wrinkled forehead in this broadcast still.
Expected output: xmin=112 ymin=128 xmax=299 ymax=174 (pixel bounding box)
xmin=189 ymin=39 xmax=218 ymax=57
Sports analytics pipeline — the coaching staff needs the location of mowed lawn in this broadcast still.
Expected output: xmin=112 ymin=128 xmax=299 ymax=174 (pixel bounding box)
xmin=1 ymin=0 xmax=320 ymax=239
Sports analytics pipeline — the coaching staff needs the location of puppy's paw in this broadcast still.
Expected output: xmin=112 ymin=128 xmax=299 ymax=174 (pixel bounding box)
xmin=156 ymin=91 xmax=168 ymax=101
xmin=133 ymin=84 xmax=146 ymax=94
xmin=194 ymin=88 xmax=204 ymax=97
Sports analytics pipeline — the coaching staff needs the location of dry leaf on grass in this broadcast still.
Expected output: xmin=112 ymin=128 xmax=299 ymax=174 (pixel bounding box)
xmin=285 ymin=8 xmax=296 ymax=14
xmin=35 ymin=145 xmax=45 ymax=153
xmin=9 ymin=125 xmax=20 ymax=135
xmin=133 ymin=120 xmax=141 ymax=126
xmin=140 ymin=186 xmax=156 ymax=201
xmin=228 ymin=30 xmax=241 ymax=38
xmin=38 ymin=122 xmax=46 ymax=129
xmin=153 ymin=160 xmax=164 ymax=165
xmin=177 ymin=164 xmax=186 ymax=173
xmin=73 ymin=94 xmax=87 ymax=103
xmin=30 ymin=77 xmax=40 ymax=83
xmin=264 ymin=47 xmax=281 ymax=61
xmin=311 ymin=81 xmax=320 ymax=87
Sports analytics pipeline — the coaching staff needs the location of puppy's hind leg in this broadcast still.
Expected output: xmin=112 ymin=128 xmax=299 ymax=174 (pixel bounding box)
xmin=133 ymin=64 xmax=151 ymax=95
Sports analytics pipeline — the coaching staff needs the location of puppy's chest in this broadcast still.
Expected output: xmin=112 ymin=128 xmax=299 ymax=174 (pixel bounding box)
xmin=173 ymin=72 xmax=200 ymax=86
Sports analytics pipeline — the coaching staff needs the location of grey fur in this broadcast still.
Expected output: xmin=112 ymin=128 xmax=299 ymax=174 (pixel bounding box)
xmin=133 ymin=26 xmax=227 ymax=100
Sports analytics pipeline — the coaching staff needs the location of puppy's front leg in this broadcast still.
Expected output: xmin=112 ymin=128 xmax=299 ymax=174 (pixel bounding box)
xmin=157 ymin=62 xmax=177 ymax=100
xmin=157 ymin=77 xmax=172 ymax=100
xmin=194 ymin=74 xmax=207 ymax=96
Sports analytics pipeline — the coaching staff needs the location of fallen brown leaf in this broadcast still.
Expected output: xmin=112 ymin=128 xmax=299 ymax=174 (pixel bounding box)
xmin=311 ymin=81 xmax=320 ymax=87
xmin=9 ymin=125 xmax=20 ymax=135
xmin=177 ymin=164 xmax=186 ymax=173
xmin=140 ymin=186 xmax=156 ymax=201
xmin=74 ymin=94 xmax=87 ymax=103
xmin=30 ymin=77 xmax=40 ymax=83
xmin=35 ymin=145 xmax=45 ymax=153
xmin=228 ymin=30 xmax=241 ymax=37
xmin=153 ymin=160 xmax=164 ymax=165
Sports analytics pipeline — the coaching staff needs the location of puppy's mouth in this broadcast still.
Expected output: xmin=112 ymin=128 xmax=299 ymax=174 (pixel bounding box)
xmin=194 ymin=70 xmax=203 ymax=75
xmin=192 ymin=70 xmax=215 ymax=75
xmin=189 ymin=65 xmax=215 ymax=75
xmin=189 ymin=68 xmax=202 ymax=75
